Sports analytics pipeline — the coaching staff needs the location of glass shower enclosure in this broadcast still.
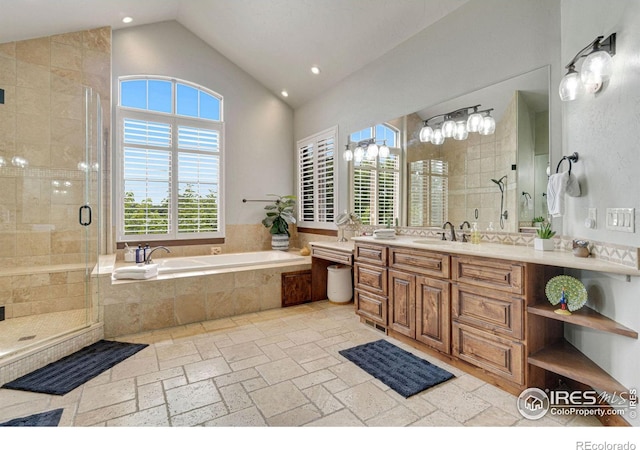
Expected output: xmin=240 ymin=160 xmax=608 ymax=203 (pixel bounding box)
xmin=0 ymin=86 xmax=102 ymax=361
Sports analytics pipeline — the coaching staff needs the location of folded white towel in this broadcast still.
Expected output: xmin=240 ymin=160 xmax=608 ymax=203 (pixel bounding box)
xmin=113 ymin=264 xmax=158 ymax=280
xmin=547 ymin=172 xmax=568 ymax=217
xmin=373 ymin=229 xmax=396 ymax=239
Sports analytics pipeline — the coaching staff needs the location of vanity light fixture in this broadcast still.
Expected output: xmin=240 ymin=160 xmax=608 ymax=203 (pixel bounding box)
xmin=559 ymin=33 xmax=616 ymax=102
xmin=343 ymin=138 xmax=389 ymax=162
xmin=419 ymin=105 xmax=495 ymax=145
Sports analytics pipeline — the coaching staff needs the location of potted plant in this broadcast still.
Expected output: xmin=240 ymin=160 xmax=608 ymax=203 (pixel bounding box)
xmin=532 ymin=216 xmax=546 ymax=228
xmin=262 ymin=194 xmax=296 ymax=250
xmin=534 ymin=222 xmax=556 ymax=251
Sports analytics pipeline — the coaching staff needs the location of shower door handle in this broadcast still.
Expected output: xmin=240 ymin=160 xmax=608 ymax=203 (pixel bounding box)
xmin=79 ymin=205 xmax=92 ymax=226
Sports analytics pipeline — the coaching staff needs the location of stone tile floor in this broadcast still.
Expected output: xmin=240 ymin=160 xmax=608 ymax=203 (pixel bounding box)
xmin=0 ymin=301 xmax=602 ymax=431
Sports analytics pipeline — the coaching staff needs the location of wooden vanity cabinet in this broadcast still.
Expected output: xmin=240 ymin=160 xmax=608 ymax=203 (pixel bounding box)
xmin=450 ymin=256 xmax=527 ymax=385
xmin=354 ymin=243 xmax=388 ymax=327
xmin=388 ymin=247 xmax=451 ymax=353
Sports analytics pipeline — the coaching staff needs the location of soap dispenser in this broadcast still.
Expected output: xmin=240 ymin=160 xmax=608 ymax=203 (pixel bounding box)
xmin=124 ymin=243 xmax=135 ymax=262
xmin=471 ymin=222 xmax=481 ymax=244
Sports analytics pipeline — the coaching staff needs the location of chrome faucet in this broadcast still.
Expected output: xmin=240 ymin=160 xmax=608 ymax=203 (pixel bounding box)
xmin=145 ymin=246 xmax=170 ymax=264
xmin=459 ymin=221 xmax=471 ymax=242
xmin=442 ymin=221 xmax=457 ymax=241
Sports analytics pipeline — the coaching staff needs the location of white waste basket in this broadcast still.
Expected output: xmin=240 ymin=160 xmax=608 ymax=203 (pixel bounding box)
xmin=327 ymin=265 xmax=353 ymax=304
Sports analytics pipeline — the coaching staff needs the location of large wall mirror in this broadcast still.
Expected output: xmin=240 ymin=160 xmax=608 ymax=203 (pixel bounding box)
xmin=348 ymin=66 xmax=550 ymax=233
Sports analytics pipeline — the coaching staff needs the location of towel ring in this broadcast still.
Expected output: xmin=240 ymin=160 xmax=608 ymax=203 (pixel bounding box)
xmin=556 ymin=152 xmax=579 ymax=175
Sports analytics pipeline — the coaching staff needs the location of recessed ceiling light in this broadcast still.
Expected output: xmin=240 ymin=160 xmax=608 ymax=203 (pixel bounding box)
xmin=122 ymin=16 xmax=133 ymax=24
xmin=281 ymin=90 xmax=289 ymax=97
xmin=311 ymin=66 xmax=321 ymax=75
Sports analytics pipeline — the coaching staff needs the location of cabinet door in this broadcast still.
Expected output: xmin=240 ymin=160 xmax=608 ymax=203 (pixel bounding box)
xmin=354 ymin=243 xmax=387 ymax=265
xmin=354 ymin=262 xmax=387 ymax=296
xmin=452 ymin=322 xmax=524 ymax=385
xmin=281 ymin=270 xmax=312 ymax=307
xmin=354 ymin=289 xmax=388 ymax=326
xmin=451 ymin=284 xmax=523 ymax=339
xmin=416 ymin=276 xmax=451 ymax=353
xmin=452 ymin=256 xmax=524 ymax=294
xmin=388 ymin=270 xmax=415 ymax=338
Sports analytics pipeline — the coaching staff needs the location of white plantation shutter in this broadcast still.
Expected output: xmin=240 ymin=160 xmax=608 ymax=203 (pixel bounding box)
xmin=297 ymin=127 xmax=337 ymax=227
xmin=409 ymin=159 xmax=448 ymax=227
xmin=352 ymin=151 xmax=400 ymax=226
xmin=117 ymin=78 xmax=223 ymax=242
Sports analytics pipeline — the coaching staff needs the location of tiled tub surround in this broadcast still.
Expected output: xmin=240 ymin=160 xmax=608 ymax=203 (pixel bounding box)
xmin=97 ymin=253 xmax=312 ymax=338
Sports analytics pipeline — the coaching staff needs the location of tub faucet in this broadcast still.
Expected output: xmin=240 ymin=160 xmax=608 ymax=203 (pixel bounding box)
xmin=145 ymin=246 xmax=170 ymax=264
xmin=442 ymin=221 xmax=456 ymax=241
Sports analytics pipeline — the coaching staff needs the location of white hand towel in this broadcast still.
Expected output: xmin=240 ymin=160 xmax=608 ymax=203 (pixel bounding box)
xmin=547 ymin=171 xmax=569 ymax=217
xmin=566 ymin=172 xmax=581 ymax=197
xmin=113 ymin=264 xmax=158 ymax=280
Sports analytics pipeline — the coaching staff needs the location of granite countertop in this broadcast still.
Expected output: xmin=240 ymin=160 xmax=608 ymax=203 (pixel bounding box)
xmin=309 ymin=240 xmax=355 ymax=253
xmin=351 ymin=235 xmax=640 ymax=277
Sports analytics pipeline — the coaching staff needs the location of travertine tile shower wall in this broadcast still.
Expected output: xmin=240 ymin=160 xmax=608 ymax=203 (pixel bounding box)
xmin=0 ymin=27 xmax=111 ymax=319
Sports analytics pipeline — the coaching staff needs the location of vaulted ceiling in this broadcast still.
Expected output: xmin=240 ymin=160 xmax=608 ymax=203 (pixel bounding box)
xmin=1 ymin=0 xmax=469 ymax=108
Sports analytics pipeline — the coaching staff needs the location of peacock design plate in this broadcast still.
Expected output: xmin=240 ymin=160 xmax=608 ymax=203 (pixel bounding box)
xmin=545 ymin=275 xmax=588 ymax=312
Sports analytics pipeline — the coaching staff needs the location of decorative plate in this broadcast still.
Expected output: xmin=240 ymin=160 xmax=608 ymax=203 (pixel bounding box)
xmin=545 ymin=275 xmax=588 ymax=312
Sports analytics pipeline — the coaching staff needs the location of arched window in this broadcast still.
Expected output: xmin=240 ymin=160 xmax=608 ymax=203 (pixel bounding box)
xmin=350 ymin=124 xmax=401 ymax=226
xmin=116 ymin=76 xmax=224 ymax=242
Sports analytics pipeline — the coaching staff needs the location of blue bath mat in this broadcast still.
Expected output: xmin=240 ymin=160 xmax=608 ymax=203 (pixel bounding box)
xmin=2 ymin=340 xmax=148 ymax=396
xmin=0 ymin=408 xmax=63 ymax=427
xmin=339 ymin=339 xmax=454 ymax=398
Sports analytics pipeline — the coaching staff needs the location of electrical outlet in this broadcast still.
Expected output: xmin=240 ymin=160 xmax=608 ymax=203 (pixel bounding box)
xmin=210 ymin=247 xmax=222 ymax=255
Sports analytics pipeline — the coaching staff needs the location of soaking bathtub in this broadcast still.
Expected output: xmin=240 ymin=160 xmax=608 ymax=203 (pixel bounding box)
xmin=154 ymin=250 xmax=306 ymax=274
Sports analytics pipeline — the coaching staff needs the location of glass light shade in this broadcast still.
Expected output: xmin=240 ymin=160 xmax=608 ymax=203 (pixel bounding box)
xmin=580 ymin=50 xmax=613 ymax=94
xmin=430 ymin=128 xmax=445 ymax=145
xmin=378 ymin=144 xmax=390 ymax=158
xmin=453 ymin=122 xmax=469 ymax=140
xmin=559 ymin=70 xmax=581 ymax=101
xmin=366 ymin=142 xmax=379 ymax=159
xmin=442 ymin=120 xmax=456 ymax=138
xmin=0 ymin=156 xmax=5 ymax=167
xmin=419 ymin=125 xmax=433 ymax=143
xmin=353 ymin=146 xmax=364 ymax=163
xmin=466 ymin=113 xmax=484 ymax=132
xmin=479 ymin=116 xmax=496 ymax=135
xmin=343 ymin=148 xmax=353 ymax=161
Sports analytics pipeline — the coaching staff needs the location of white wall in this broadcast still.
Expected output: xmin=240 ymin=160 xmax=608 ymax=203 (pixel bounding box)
xmin=561 ymin=0 xmax=640 ymax=426
xmin=294 ymin=0 xmax=562 ymax=216
xmin=293 ymin=0 xmax=639 ymax=425
xmin=112 ymin=21 xmax=294 ymax=227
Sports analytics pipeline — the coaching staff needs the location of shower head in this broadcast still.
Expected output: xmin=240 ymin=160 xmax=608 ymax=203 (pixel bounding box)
xmin=491 ymin=176 xmax=507 ymax=192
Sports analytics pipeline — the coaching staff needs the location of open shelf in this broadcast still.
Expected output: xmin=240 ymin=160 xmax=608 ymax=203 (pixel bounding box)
xmin=528 ymin=339 xmax=628 ymax=394
xmin=528 ymin=302 xmax=638 ymax=339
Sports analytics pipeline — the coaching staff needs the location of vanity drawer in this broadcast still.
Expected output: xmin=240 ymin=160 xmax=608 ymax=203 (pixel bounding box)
xmin=355 ymin=289 xmax=388 ymax=326
xmin=389 ymin=247 xmax=450 ymax=279
xmin=451 ymin=285 xmax=523 ymax=340
xmin=452 ymin=322 xmax=524 ymax=385
xmin=311 ymin=247 xmax=353 ymax=265
xmin=452 ymin=256 xmax=524 ymax=294
xmin=354 ymin=262 xmax=387 ymax=296
xmin=355 ymin=243 xmax=388 ymax=266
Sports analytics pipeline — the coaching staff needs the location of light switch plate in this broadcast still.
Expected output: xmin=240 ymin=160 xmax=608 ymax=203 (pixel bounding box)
xmin=606 ymin=208 xmax=635 ymax=232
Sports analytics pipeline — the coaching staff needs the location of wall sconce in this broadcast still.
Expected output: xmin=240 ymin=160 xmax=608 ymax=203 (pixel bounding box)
xmin=559 ymin=33 xmax=616 ymax=102
xmin=343 ymin=138 xmax=390 ymax=162
xmin=419 ymin=104 xmax=495 ymax=145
